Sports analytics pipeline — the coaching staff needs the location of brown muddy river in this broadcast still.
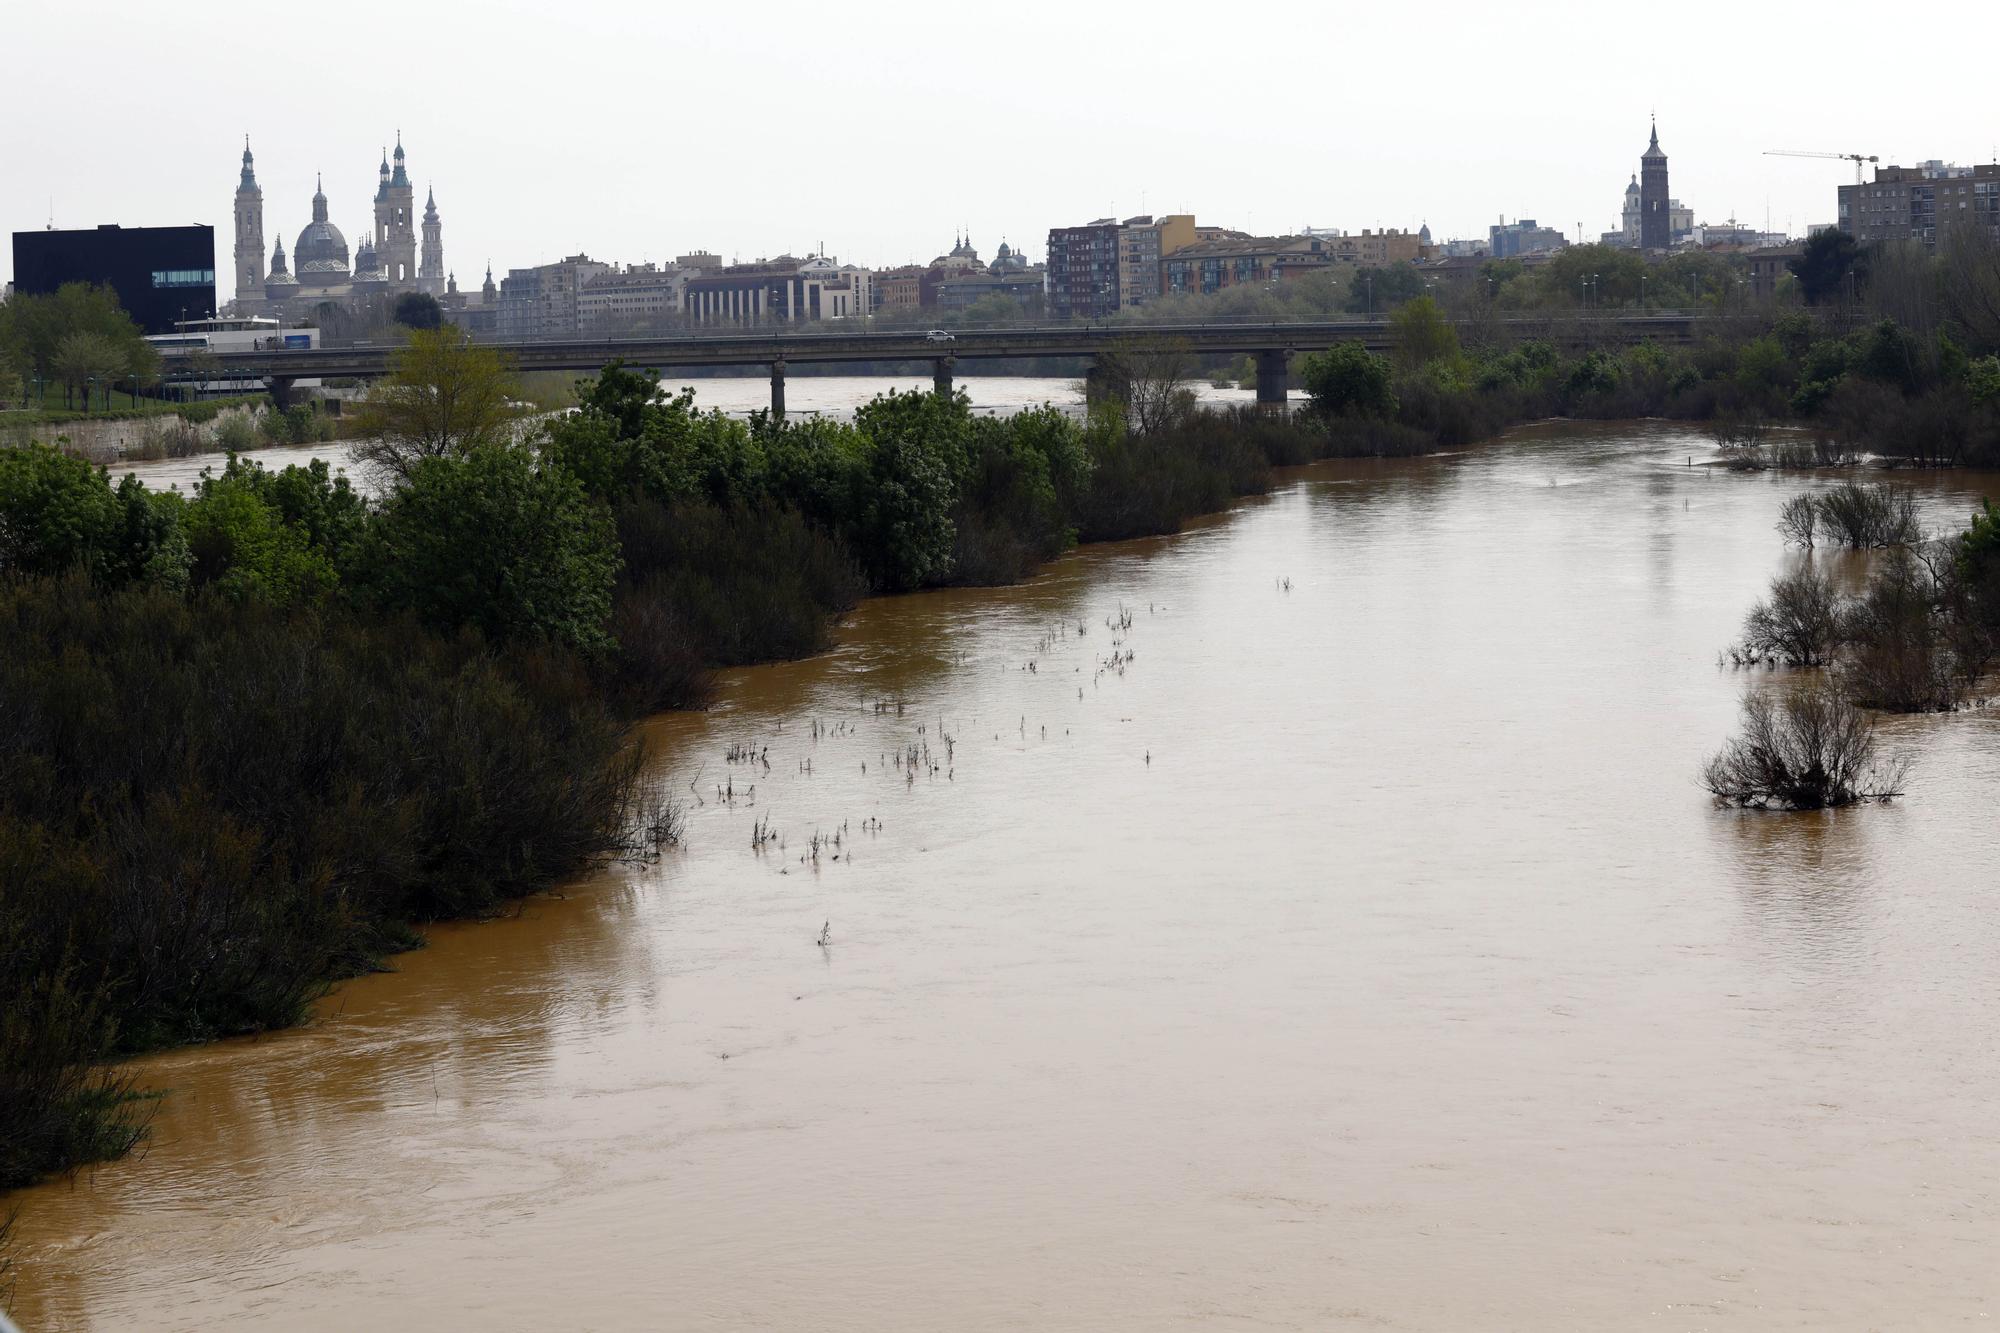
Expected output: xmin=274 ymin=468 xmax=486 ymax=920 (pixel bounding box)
xmin=10 ymin=421 xmax=2000 ymax=1331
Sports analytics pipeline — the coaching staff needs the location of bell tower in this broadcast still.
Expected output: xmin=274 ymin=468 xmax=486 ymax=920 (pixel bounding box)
xmin=421 ymin=185 xmax=444 ymax=289
xmin=1639 ymin=119 xmax=1671 ymax=251
xmin=234 ymin=136 xmax=265 ymax=303
xmin=375 ymin=132 xmax=418 ymax=286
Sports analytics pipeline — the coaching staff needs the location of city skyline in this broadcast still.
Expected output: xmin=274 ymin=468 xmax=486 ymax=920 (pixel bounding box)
xmin=5 ymin=0 xmax=1999 ymax=290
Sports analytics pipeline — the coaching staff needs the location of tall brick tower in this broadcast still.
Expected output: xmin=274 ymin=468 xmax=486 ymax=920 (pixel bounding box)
xmin=375 ymin=133 xmax=418 ymax=285
xmin=1640 ymin=119 xmax=1671 ymax=251
xmin=234 ymin=136 xmax=264 ymax=302
xmin=420 ymin=186 xmax=444 ymax=288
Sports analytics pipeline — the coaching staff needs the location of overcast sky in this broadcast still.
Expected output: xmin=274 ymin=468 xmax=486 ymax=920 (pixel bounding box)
xmin=6 ymin=0 xmax=1998 ymax=293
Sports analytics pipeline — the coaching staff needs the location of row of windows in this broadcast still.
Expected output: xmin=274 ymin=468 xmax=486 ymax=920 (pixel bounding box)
xmin=152 ymin=269 xmax=215 ymax=288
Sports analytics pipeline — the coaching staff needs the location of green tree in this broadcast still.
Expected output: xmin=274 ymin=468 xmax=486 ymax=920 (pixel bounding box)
xmin=1389 ymin=295 xmax=1460 ymax=371
xmin=185 ymin=471 xmax=340 ymax=605
xmin=354 ymin=327 xmax=520 ymax=484
xmin=1968 ymin=355 xmax=2000 ymax=407
xmin=1536 ymin=244 xmax=1650 ymax=308
xmin=180 ymin=456 xmax=366 ymax=603
xmin=51 ymin=330 xmax=128 ymax=410
xmin=1789 ymin=230 xmax=1866 ymax=306
xmin=849 ymin=389 xmax=970 ymax=591
xmin=1298 ymin=343 xmax=1396 ymax=418
xmin=392 ymin=291 xmax=445 ymax=331
xmin=354 ymin=445 xmax=620 ymax=654
xmin=1344 ymin=263 xmax=1426 ymax=314
xmin=0 ymin=444 xmax=188 ymax=587
xmin=1 ymin=283 xmax=154 ymax=404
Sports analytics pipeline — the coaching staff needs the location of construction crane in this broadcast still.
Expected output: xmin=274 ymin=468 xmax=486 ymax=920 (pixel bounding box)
xmin=1765 ymin=150 xmax=1880 ymax=184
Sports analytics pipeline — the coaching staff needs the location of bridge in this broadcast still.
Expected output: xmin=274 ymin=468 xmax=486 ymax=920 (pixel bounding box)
xmin=161 ymin=313 xmax=1708 ymax=417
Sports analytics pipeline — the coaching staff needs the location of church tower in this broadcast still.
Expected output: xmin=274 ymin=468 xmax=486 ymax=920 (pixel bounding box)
xmin=420 ymin=185 xmax=444 ymax=289
xmin=234 ymin=137 xmax=265 ymax=303
xmin=1639 ymin=120 xmax=1670 ymax=251
xmin=375 ymin=133 xmax=418 ymax=286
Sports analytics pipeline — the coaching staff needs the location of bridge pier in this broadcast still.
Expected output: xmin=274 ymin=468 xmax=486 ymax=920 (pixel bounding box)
xmin=268 ymin=376 xmax=296 ymax=410
xmin=770 ymin=360 xmax=787 ymax=422
xmin=1254 ymin=350 xmax=1291 ymax=413
xmin=933 ymin=356 xmax=955 ymax=399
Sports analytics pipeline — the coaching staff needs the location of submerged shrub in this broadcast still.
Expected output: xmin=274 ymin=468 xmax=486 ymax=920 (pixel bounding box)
xmin=1740 ymin=566 xmax=1843 ymax=666
xmin=1815 ymin=482 xmax=1920 ymax=549
xmin=1840 ymin=548 xmax=1963 ymax=712
xmin=1703 ymin=684 xmax=1909 ymax=809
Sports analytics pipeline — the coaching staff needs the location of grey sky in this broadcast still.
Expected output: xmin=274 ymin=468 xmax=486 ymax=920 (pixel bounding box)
xmin=6 ymin=0 xmax=1997 ymax=293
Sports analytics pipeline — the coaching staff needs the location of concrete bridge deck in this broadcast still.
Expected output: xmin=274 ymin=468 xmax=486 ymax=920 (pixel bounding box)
xmin=161 ymin=313 xmax=1708 ymax=415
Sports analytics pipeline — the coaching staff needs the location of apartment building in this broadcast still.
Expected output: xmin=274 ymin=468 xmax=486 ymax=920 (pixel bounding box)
xmin=1839 ymin=162 xmax=2000 ymax=250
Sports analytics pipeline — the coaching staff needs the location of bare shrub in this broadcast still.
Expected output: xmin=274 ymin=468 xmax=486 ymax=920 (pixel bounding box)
xmin=1711 ymin=412 xmax=1770 ymax=450
xmin=1740 ymin=566 xmax=1843 ymax=666
xmin=1703 ymin=684 xmax=1910 ymax=809
xmin=1815 ymin=482 xmax=1920 ymax=549
xmin=1776 ymin=493 xmax=1818 ymax=548
xmin=1840 ymin=547 xmax=1962 ymax=712
xmin=619 ymin=782 xmax=687 ymax=861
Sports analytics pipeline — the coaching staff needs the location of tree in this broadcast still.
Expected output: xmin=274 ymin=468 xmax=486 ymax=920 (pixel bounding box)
xmin=849 ymin=389 xmax=969 ymax=591
xmin=392 ymin=291 xmax=444 ymax=331
xmin=51 ymin=330 xmax=128 ymax=410
xmin=1389 ymin=295 xmax=1460 ymax=371
xmin=1939 ymin=224 xmax=2000 ymax=355
xmin=181 ymin=457 xmax=365 ymax=604
xmin=354 ymin=327 xmax=521 ymax=484
xmin=1298 ymin=343 xmax=1395 ymax=418
xmin=1343 ymin=263 xmax=1426 ymax=314
xmin=0 ymin=283 xmax=152 ymax=404
xmin=1094 ymin=336 xmax=1198 ymax=434
xmin=1788 ymin=230 xmax=1866 ymax=306
xmin=0 ymin=444 xmax=189 ymax=587
xmin=353 ymin=444 xmax=620 ymax=654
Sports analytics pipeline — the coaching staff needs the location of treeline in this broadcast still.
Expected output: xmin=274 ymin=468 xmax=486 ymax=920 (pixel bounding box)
xmin=1286 ymin=292 xmax=2000 ymax=466
xmin=0 ymin=283 xmax=160 ymax=412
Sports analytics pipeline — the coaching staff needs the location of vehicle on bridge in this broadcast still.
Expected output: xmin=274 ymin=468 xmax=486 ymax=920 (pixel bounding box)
xmin=924 ymin=329 xmax=956 ymax=344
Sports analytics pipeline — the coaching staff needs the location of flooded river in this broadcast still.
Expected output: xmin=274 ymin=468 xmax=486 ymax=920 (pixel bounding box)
xmin=10 ymin=421 xmax=2000 ymax=1330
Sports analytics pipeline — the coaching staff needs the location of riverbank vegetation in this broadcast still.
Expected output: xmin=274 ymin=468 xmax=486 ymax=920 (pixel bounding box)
xmin=1708 ymin=478 xmax=2000 ymax=807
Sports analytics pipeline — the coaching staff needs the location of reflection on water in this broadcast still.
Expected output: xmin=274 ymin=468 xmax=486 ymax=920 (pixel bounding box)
xmin=11 ymin=420 xmax=2000 ymax=1331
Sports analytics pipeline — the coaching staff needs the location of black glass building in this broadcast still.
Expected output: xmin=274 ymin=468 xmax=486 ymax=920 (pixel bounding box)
xmin=11 ymin=224 xmax=216 ymax=334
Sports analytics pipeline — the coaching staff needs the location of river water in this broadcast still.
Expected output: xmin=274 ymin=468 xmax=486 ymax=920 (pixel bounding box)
xmin=10 ymin=419 xmax=2000 ymax=1331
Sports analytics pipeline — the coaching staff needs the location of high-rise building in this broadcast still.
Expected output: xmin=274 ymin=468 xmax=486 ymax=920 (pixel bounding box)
xmin=1839 ymin=161 xmax=2000 ymax=250
xmin=1640 ymin=121 xmax=1671 ymax=251
xmin=1488 ymin=218 xmax=1568 ymax=258
xmin=233 ymin=138 xmax=263 ymax=303
xmin=1046 ymin=219 xmax=1123 ymax=320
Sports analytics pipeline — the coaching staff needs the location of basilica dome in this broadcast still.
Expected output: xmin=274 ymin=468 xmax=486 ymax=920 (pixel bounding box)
xmin=294 ymin=177 xmax=351 ymax=282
